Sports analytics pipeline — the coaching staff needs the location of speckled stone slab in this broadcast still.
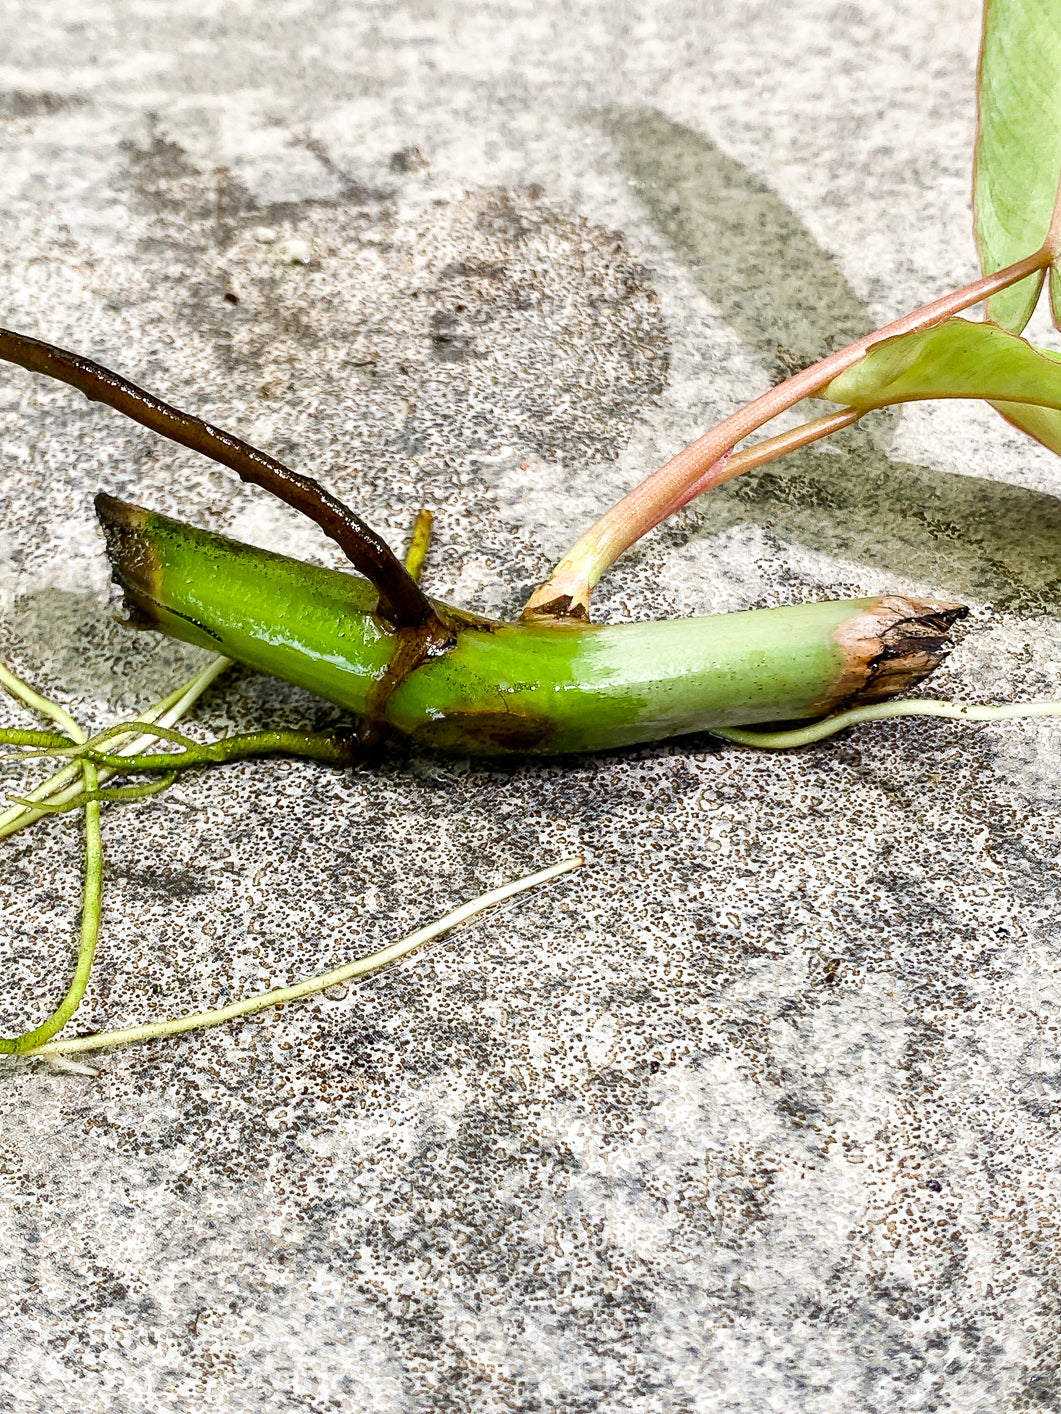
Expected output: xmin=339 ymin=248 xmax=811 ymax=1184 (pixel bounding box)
xmin=1 ymin=2 xmax=1060 ymax=1410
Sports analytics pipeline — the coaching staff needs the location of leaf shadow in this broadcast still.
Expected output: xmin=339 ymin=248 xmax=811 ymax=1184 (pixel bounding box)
xmin=598 ymin=107 xmax=1061 ymax=612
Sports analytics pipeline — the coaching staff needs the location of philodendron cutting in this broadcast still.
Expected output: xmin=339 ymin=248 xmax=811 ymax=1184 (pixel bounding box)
xmin=1 ymin=0 xmax=1060 ymax=1061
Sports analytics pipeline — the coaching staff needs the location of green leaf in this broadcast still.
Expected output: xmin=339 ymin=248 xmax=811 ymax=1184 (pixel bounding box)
xmin=820 ymin=318 xmax=1061 ymax=411
xmin=991 ymin=344 xmax=1061 ymax=452
xmin=822 ymin=321 xmax=1061 ymax=461
xmin=974 ymin=0 xmax=1061 ymax=333
xmin=992 ymin=396 xmax=1061 ymax=451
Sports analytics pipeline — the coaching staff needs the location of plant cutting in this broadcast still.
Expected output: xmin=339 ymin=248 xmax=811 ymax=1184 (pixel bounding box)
xmin=1 ymin=0 xmax=1060 ymax=1061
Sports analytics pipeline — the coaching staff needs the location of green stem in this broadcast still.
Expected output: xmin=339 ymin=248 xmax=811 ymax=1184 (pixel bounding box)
xmin=99 ymin=501 xmax=965 ymax=755
xmin=714 ymin=696 xmax=1061 ymax=749
xmin=27 ymin=855 xmax=584 ymax=1059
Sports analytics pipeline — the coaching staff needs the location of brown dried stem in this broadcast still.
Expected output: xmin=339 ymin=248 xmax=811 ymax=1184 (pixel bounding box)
xmin=0 ymin=328 xmax=437 ymax=630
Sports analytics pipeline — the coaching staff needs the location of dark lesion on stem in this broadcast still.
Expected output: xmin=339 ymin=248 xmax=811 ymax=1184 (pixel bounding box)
xmin=0 ymin=327 xmax=439 ymax=633
xmin=836 ymin=596 xmax=968 ymax=710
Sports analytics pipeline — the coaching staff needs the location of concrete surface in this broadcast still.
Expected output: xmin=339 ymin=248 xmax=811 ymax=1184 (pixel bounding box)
xmin=1 ymin=2 xmax=1060 ymax=1410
